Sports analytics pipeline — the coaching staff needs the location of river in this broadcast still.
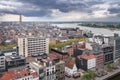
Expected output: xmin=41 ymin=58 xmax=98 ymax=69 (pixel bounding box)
xmin=52 ymin=23 xmax=120 ymax=36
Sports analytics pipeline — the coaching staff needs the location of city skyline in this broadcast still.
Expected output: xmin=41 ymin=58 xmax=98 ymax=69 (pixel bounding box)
xmin=0 ymin=0 xmax=120 ymax=21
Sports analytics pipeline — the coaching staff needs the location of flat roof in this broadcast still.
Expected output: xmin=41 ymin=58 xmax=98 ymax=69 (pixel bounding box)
xmin=6 ymin=55 xmax=25 ymax=61
xmin=30 ymin=61 xmax=44 ymax=68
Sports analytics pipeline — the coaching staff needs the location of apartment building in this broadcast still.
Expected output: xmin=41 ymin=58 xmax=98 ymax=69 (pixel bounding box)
xmin=109 ymin=34 xmax=120 ymax=60
xmin=102 ymin=45 xmax=114 ymax=65
xmin=78 ymin=52 xmax=96 ymax=71
xmin=92 ymin=34 xmax=120 ymax=60
xmin=18 ymin=36 xmax=49 ymax=57
xmin=6 ymin=55 xmax=26 ymax=70
xmin=0 ymin=53 xmax=5 ymax=72
xmin=29 ymin=54 xmax=65 ymax=80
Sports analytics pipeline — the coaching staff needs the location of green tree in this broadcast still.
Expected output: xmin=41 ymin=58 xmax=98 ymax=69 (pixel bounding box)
xmin=118 ymin=59 xmax=120 ymax=65
xmin=81 ymin=70 xmax=96 ymax=80
xmin=106 ymin=64 xmax=114 ymax=72
xmin=0 ymin=44 xmax=17 ymax=50
xmin=49 ymin=38 xmax=86 ymax=50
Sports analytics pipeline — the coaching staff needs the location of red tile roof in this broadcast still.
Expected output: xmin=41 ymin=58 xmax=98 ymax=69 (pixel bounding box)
xmin=42 ymin=54 xmax=58 ymax=63
xmin=1 ymin=70 xmax=39 ymax=80
xmin=78 ymin=53 xmax=95 ymax=60
xmin=66 ymin=58 xmax=75 ymax=69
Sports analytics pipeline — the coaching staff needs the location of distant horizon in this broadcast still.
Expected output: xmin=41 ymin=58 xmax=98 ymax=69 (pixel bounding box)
xmin=0 ymin=21 xmax=120 ymax=23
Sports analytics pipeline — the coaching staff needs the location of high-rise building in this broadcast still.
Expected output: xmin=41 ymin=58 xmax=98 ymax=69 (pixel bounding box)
xmin=102 ymin=45 xmax=114 ymax=65
xmin=109 ymin=34 xmax=120 ymax=60
xmin=18 ymin=36 xmax=49 ymax=57
xmin=0 ymin=52 xmax=5 ymax=72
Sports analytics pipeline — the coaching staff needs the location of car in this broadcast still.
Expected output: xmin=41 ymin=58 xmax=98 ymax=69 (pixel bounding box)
xmin=97 ymin=72 xmax=103 ymax=77
xmin=73 ymin=73 xmax=80 ymax=78
xmin=31 ymin=53 xmax=38 ymax=57
xmin=102 ymin=72 xmax=107 ymax=76
xmin=114 ymin=66 xmax=119 ymax=70
xmin=65 ymin=73 xmax=71 ymax=78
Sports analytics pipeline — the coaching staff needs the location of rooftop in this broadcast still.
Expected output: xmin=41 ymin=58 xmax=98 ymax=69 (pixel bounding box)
xmin=6 ymin=55 xmax=25 ymax=61
xmin=41 ymin=54 xmax=58 ymax=63
xmin=51 ymin=48 xmax=68 ymax=55
xmin=30 ymin=54 xmax=64 ymax=68
xmin=30 ymin=61 xmax=44 ymax=68
xmin=1 ymin=69 xmax=39 ymax=80
xmin=66 ymin=58 xmax=75 ymax=69
xmin=78 ymin=53 xmax=95 ymax=60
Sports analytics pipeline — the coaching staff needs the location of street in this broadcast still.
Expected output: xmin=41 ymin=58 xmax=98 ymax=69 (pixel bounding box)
xmin=65 ymin=77 xmax=81 ymax=80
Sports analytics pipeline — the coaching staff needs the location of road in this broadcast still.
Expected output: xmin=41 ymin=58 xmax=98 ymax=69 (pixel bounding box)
xmin=96 ymin=68 xmax=120 ymax=80
xmin=65 ymin=77 xmax=81 ymax=80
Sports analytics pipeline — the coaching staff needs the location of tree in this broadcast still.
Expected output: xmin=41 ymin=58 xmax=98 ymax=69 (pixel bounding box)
xmin=106 ymin=64 xmax=113 ymax=72
xmin=118 ymin=59 xmax=120 ymax=65
xmin=81 ymin=70 xmax=96 ymax=80
xmin=89 ymin=70 xmax=96 ymax=79
xmin=81 ymin=73 xmax=91 ymax=80
xmin=49 ymin=38 xmax=86 ymax=50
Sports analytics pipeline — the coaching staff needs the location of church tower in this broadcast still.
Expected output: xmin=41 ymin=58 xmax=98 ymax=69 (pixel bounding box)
xmin=19 ymin=14 xmax=22 ymax=23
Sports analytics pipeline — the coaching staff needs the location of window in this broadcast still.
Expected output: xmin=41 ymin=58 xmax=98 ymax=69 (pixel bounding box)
xmin=1 ymin=61 xmax=4 ymax=63
xmin=52 ymin=70 xmax=54 ymax=74
xmin=47 ymin=72 xmax=49 ymax=76
xmin=1 ymin=58 xmax=4 ymax=60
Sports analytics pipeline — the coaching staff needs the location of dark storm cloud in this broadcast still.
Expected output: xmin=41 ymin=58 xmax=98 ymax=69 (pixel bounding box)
xmin=18 ymin=0 xmax=89 ymax=13
xmin=108 ymin=7 xmax=120 ymax=14
xmin=0 ymin=0 xmax=52 ymax=17
xmin=107 ymin=3 xmax=120 ymax=17
xmin=0 ymin=0 xmax=106 ymax=17
xmin=0 ymin=0 xmax=120 ymax=20
xmin=18 ymin=0 xmax=104 ymax=13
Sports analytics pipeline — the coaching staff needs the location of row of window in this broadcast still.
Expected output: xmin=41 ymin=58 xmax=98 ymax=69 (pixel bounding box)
xmin=0 ymin=58 xmax=5 ymax=60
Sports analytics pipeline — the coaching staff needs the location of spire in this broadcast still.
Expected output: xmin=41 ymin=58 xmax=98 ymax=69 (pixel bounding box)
xmin=19 ymin=14 xmax=22 ymax=23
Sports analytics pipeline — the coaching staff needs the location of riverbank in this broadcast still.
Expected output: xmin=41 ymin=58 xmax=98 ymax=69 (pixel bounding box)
xmin=96 ymin=67 xmax=120 ymax=80
xmin=107 ymin=73 xmax=120 ymax=80
xmin=79 ymin=23 xmax=120 ymax=30
xmin=106 ymin=72 xmax=120 ymax=80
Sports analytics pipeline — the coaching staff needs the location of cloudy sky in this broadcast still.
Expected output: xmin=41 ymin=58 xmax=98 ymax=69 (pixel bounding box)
xmin=0 ymin=0 xmax=120 ymax=21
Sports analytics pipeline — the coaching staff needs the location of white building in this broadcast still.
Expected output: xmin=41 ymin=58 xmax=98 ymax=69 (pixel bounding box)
xmin=65 ymin=58 xmax=78 ymax=76
xmin=78 ymin=53 xmax=96 ymax=71
xmin=29 ymin=54 xmax=65 ymax=80
xmin=87 ymin=58 xmax=96 ymax=69
xmin=0 ymin=53 xmax=5 ymax=72
xmin=18 ymin=36 xmax=49 ymax=57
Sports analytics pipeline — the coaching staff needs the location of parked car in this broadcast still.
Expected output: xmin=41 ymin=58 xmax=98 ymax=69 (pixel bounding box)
xmin=114 ymin=66 xmax=119 ymax=70
xmin=97 ymin=72 xmax=103 ymax=77
xmin=65 ymin=73 xmax=71 ymax=78
xmin=102 ymin=72 xmax=107 ymax=76
xmin=73 ymin=73 xmax=80 ymax=78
